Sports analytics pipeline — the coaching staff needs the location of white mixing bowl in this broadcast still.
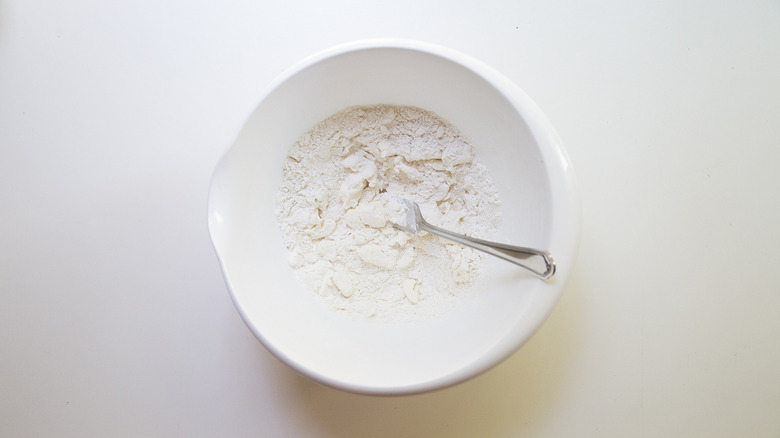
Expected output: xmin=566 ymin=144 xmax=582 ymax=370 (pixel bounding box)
xmin=208 ymin=39 xmax=579 ymax=395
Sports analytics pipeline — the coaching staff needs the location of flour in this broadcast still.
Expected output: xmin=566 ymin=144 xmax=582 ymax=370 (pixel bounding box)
xmin=275 ymin=105 xmax=501 ymax=322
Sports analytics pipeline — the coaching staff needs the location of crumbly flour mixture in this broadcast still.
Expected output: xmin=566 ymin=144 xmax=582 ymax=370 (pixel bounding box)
xmin=275 ymin=105 xmax=501 ymax=322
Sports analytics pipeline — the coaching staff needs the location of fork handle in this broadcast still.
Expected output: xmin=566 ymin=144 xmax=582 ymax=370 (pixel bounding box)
xmin=418 ymin=221 xmax=556 ymax=280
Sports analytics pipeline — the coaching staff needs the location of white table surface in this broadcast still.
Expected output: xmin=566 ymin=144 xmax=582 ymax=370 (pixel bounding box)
xmin=2 ymin=0 xmax=779 ymax=436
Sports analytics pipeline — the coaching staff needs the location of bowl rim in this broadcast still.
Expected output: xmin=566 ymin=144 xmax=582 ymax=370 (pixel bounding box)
xmin=208 ymin=38 xmax=581 ymax=395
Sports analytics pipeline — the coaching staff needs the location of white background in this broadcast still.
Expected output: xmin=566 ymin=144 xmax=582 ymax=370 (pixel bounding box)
xmin=2 ymin=0 xmax=779 ymax=436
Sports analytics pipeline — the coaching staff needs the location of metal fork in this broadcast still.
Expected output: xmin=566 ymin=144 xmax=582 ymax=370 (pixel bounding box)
xmin=393 ymin=198 xmax=556 ymax=280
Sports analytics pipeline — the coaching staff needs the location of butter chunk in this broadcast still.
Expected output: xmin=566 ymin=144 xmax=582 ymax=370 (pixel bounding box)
xmin=344 ymin=203 xmax=386 ymax=228
xmin=332 ymin=270 xmax=354 ymax=297
xmin=357 ymin=245 xmax=399 ymax=269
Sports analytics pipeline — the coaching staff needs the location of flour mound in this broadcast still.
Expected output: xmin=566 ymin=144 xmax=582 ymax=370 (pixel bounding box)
xmin=275 ymin=105 xmax=501 ymax=322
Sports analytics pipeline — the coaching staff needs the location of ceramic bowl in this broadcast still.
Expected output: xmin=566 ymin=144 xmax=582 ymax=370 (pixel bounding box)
xmin=208 ymin=39 xmax=579 ymax=395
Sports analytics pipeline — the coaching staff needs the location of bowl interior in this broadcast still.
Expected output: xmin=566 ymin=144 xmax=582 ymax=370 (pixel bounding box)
xmin=208 ymin=43 xmax=577 ymax=394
